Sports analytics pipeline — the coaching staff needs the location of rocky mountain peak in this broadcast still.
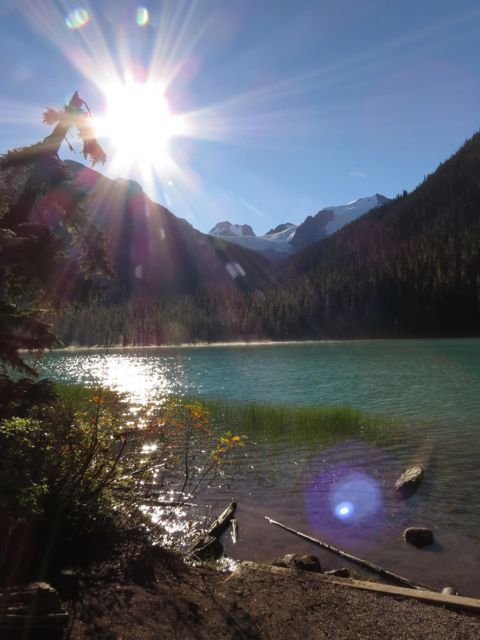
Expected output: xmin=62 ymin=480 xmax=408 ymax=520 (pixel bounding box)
xmin=209 ymin=221 xmax=256 ymax=237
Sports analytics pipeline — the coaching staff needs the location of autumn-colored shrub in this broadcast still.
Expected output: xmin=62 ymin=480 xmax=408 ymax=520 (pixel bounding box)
xmin=0 ymin=387 xmax=243 ymax=579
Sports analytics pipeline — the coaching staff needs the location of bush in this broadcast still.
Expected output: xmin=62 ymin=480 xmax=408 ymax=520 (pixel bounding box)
xmin=0 ymin=417 xmax=49 ymax=522
xmin=0 ymin=387 xmax=243 ymax=581
xmin=0 ymin=373 xmax=57 ymax=420
xmin=0 ymin=386 xmax=128 ymax=580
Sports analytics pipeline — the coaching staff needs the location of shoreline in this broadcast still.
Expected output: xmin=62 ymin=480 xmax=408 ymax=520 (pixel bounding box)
xmin=21 ymin=334 xmax=480 ymax=354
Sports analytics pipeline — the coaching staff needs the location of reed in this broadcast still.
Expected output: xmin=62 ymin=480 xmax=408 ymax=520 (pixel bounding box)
xmin=196 ymin=399 xmax=407 ymax=451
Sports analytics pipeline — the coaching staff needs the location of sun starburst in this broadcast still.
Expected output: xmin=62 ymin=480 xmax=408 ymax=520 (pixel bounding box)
xmin=96 ymin=81 xmax=186 ymax=173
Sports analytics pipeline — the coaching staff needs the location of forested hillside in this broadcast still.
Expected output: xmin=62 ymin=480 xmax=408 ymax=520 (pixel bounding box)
xmin=55 ymin=131 xmax=480 ymax=345
xmin=278 ymin=130 xmax=480 ymax=337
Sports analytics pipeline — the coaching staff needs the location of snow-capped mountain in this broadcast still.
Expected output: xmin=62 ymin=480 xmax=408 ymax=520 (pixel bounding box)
xmin=292 ymin=194 xmax=390 ymax=250
xmin=209 ymin=221 xmax=256 ymax=237
xmin=209 ymin=194 xmax=390 ymax=261
xmin=209 ymin=219 xmax=296 ymax=260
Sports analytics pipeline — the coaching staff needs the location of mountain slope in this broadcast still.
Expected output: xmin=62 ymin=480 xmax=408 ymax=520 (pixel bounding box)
xmin=291 ymin=194 xmax=390 ymax=250
xmin=277 ymin=132 xmax=480 ymax=337
xmin=66 ymin=161 xmax=271 ymax=297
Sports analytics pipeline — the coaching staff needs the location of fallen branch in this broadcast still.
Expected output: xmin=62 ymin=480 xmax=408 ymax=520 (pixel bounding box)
xmin=265 ymin=516 xmax=430 ymax=591
xmin=230 ymin=518 xmax=238 ymax=544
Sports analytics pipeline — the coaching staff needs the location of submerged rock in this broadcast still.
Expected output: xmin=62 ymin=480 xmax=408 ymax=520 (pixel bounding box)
xmin=394 ymin=466 xmax=424 ymax=499
xmin=403 ymin=527 xmax=434 ymax=548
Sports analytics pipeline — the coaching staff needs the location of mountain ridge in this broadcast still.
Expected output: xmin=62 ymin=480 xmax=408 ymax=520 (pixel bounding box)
xmin=208 ymin=194 xmax=390 ymax=260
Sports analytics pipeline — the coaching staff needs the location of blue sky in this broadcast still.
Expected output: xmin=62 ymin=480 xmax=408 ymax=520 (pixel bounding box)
xmin=1 ymin=0 xmax=479 ymax=233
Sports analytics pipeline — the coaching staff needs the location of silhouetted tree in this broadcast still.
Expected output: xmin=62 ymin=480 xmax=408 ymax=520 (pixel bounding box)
xmin=0 ymin=91 xmax=111 ymax=376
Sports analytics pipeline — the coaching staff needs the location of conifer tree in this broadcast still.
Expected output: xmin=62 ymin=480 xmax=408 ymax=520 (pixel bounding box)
xmin=0 ymin=91 xmax=111 ymax=375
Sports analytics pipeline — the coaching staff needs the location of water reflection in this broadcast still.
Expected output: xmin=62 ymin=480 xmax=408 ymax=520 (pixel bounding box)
xmin=36 ymin=339 xmax=480 ymax=427
xmin=38 ymin=350 xmax=192 ymax=409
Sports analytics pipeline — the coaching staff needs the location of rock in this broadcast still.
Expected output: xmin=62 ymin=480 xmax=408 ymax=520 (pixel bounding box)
xmin=271 ymin=553 xmax=293 ymax=568
xmin=442 ymin=586 xmax=458 ymax=595
xmin=276 ymin=553 xmax=296 ymax=567
xmin=273 ymin=553 xmax=322 ymax=572
xmin=403 ymin=527 xmax=434 ymax=548
xmin=294 ymin=554 xmax=323 ymax=572
xmin=394 ymin=466 xmax=424 ymax=499
xmin=0 ymin=582 xmax=68 ymax=638
xmin=324 ymin=568 xmax=351 ymax=578
xmin=191 ymin=535 xmax=223 ymax=560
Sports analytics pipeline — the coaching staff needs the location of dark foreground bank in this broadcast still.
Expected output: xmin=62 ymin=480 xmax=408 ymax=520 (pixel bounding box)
xmin=65 ymin=548 xmax=480 ymax=640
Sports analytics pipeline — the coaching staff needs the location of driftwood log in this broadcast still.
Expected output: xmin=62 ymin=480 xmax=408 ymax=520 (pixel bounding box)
xmin=205 ymin=501 xmax=237 ymax=538
xmin=230 ymin=563 xmax=479 ymax=615
xmin=265 ymin=516 xmax=430 ymax=590
xmin=188 ymin=501 xmax=237 ymax=559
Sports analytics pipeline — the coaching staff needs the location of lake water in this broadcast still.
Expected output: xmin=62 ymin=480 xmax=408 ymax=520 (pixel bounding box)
xmin=35 ymin=339 xmax=480 ymax=595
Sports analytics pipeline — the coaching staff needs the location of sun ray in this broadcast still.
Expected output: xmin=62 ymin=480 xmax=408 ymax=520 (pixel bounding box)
xmin=12 ymin=0 xmax=480 ymax=209
xmin=0 ymin=98 xmax=49 ymax=126
xmin=17 ymin=0 xmax=119 ymax=92
xmin=147 ymin=1 xmax=215 ymax=91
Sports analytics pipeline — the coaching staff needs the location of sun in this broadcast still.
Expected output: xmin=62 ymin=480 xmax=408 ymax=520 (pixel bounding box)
xmin=101 ymin=81 xmax=183 ymax=169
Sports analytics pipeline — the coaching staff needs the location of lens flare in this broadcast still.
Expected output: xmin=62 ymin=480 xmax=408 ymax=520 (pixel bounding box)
xmin=335 ymin=501 xmax=354 ymax=520
xmin=65 ymin=8 xmax=90 ymax=30
xmin=136 ymin=7 xmax=149 ymax=27
xmin=330 ymin=472 xmax=381 ymax=524
xmin=303 ymin=442 xmax=403 ymax=549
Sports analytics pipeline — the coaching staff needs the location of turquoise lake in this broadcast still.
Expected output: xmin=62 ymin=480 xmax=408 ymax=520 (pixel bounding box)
xmin=36 ymin=339 xmax=480 ymax=595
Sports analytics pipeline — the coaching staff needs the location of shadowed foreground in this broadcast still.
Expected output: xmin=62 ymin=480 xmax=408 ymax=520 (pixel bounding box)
xmin=68 ymin=550 xmax=480 ymax=640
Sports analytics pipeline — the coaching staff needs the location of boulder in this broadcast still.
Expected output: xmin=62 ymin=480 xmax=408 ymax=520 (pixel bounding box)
xmin=403 ymin=527 xmax=434 ymax=548
xmin=272 ymin=553 xmax=295 ymax=568
xmin=0 ymin=582 xmax=68 ymax=638
xmin=294 ymin=554 xmax=323 ymax=572
xmin=394 ymin=466 xmax=424 ymax=499
xmin=273 ymin=553 xmax=322 ymax=572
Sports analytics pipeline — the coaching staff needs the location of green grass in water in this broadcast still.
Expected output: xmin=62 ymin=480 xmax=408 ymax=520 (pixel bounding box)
xmin=199 ymin=400 xmax=406 ymax=451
